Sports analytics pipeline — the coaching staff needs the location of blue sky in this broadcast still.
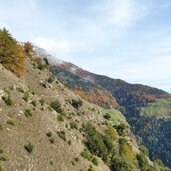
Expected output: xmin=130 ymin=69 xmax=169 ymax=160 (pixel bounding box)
xmin=0 ymin=0 xmax=171 ymax=92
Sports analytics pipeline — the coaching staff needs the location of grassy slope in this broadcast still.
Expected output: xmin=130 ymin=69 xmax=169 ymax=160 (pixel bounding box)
xmin=140 ymin=98 xmax=171 ymax=118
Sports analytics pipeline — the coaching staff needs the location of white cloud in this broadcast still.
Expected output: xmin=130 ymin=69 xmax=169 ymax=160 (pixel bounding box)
xmin=32 ymin=37 xmax=72 ymax=60
xmin=108 ymin=0 xmax=136 ymax=28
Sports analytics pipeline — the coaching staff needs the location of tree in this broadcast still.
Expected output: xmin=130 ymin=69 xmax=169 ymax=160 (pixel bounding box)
xmin=23 ymin=41 xmax=34 ymax=57
xmin=0 ymin=28 xmax=26 ymax=77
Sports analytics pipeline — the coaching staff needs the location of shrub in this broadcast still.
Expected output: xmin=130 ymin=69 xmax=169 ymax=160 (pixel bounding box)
xmin=91 ymin=157 xmax=98 ymax=166
xmin=114 ymin=123 xmax=126 ymax=136
xmin=49 ymin=137 xmax=55 ymax=144
xmin=24 ymin=143 xmax=34 ymax=153
xmin=37 ymin=63 xmax=45 ymax=70
xmin=71 ymin=160 xmax=75 ymax=166
xmin=111 ymin=156 xmax=136 ymax=171
xmin=57 ymin=131 xmax=66 ymax=141
xmin=43 ymin=57 xmax=49 ymax=65
xmin=103 ymin=113 xmax=111 ymax=120
xmin=74 ymin=157 xmax=79 ymax=162
xmin=50 ymin=161 xmax=53 ymax=165
xmin=119 ymin=138 xmax=138 ymax=166
xmin=0 ymin=154 xmax=9 ymax=161
xmin=2 ymin=95 xmax=14 ymax=106
xmin=23 ymin=91 xmax=30 ymax=102
xmin=137 ymin=152 xmax=151 ymax=171
xmin=139 ymin=145 xmax=149 ymax=156
xmin=105 ymin=125 xmax=119 ymax=141
xmin=46 ymin=131 xmax=52 ymax=137
xmin=71 ymin=99 xmax=83 ymax=109
xmin=50 ymin=100 xmax=62 ymax=113
xmin=87 ymin=165 xmax=96 ymax=171
xmin=31 ymin=100 xmax=37 ymax=107
xmin=39 ymin=99 xmax=45 ymax=106
xmin=68 ymin=140 xmax=72 ymax=145
xmin=81 ymin=124 xmax=111 ymax=164
xmin=57 ymin=115 xmax=64 ymax=122
xmin=81 ymin=148 xmax=92 ymax=161
xmin=7 ymin=119 xmax=15 ymax=126
xmin=25 ymin=109 xmax=32 ymax=117
xmin=69 ymin=121 xmax=78 ymax=129
xmin=47 ymin=75 xmax=55 ymax=83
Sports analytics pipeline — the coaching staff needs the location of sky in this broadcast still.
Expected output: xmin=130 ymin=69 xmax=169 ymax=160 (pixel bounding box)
xmin=0 ymin=0 xmax=171 ymax=92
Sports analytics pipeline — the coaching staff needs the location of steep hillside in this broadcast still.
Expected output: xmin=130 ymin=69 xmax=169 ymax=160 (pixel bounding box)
xmin=34 ymin=47 xmax=171 ymax=168
xmin=1 ymin=33 xmax=169 ymax=171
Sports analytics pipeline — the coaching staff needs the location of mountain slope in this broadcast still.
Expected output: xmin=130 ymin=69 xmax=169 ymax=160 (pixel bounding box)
xmin=34 ymin=47 xmax=171 ymax=168
xmin=1 ymin=39 xmax=169 ymax=171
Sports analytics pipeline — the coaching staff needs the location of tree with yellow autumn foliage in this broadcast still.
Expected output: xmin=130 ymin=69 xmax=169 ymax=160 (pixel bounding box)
xmin=0 ymin=28 xmax=26 ymax=77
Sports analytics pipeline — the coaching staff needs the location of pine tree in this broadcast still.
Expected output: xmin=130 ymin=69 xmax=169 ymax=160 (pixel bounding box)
xmin=0 ymin=28 xmax=26 ymax=77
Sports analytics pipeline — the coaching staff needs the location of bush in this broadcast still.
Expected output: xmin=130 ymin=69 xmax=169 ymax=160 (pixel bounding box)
xmin=103 ymin=113 xmax=111 ymax=120
xmin=57 ymin=131 xmax=66 ymax=141
xmin=2 ymin=95 xmax=14 ymax=106
xmin=81 ymin=148 xmax=92 ymax=161
xmin=68 ymin=140 xmax=72 ymax=145
xmin=47 ymin=75 xmax=55 ymax=83
xmin=139 ymin=145 xmax=149 ymax=156
xmin=105 ymin=125 xmax=119 ymax=141
xmin=69 ymin=121 xmax=78 ymax=129
xmin=57 ymin=115 xmax=64 ymax=122
xmin=114 ymin=123 xmax=126 ymax=136
xmin=111 ymin=156 xmax=136 ymax=171
xmin=74 ymin=157 xmax=79 ymax=162
xmin=24 ymin=143 xmax=34 ymax=153
xmin=49 ymin=137 xmax=55 ymax=144
xmin=46 ymin=131 xmax=52 ymax=137
xmin=31 ymin=100 xmax=37 ymax=107
xmin=37 ymin=63 xmax=45 ymax=70
xmin=91 ymin=157 xmax=98 ymax=166
xmin=50 ymin=100 xmax=62 ymax=113
xmin=23 ymin=91 xmax=30 ymax=102
xmin=71 ymin=99 xmax=83 ymax=109
xmin=137 ymin=152 xmax=151 ymax=171
xmin=25 ymin=109 xmax=32 ymax=117
xmin=7 ymin=119 xmax=15 ymax=126
xmin=81 ymin=123 xmax=112 ymax=164
xmin=0 ymin=154 xmax=9 ymax=161
xmin=39 ymin=99 xmax=45 ymax=106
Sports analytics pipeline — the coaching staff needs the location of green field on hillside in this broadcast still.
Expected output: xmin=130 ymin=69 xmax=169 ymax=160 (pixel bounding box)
xmin=101 ymin=108 xmax=126 ymax=125
xmin=140 ymin=98 xmax=171 ymax=118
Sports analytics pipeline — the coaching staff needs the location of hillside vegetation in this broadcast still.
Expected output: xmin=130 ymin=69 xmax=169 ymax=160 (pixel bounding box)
xmin=1 ymin=29 xmax=170 ymax=170
xmin=41 ymin=48 xmax=171 ymax=168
